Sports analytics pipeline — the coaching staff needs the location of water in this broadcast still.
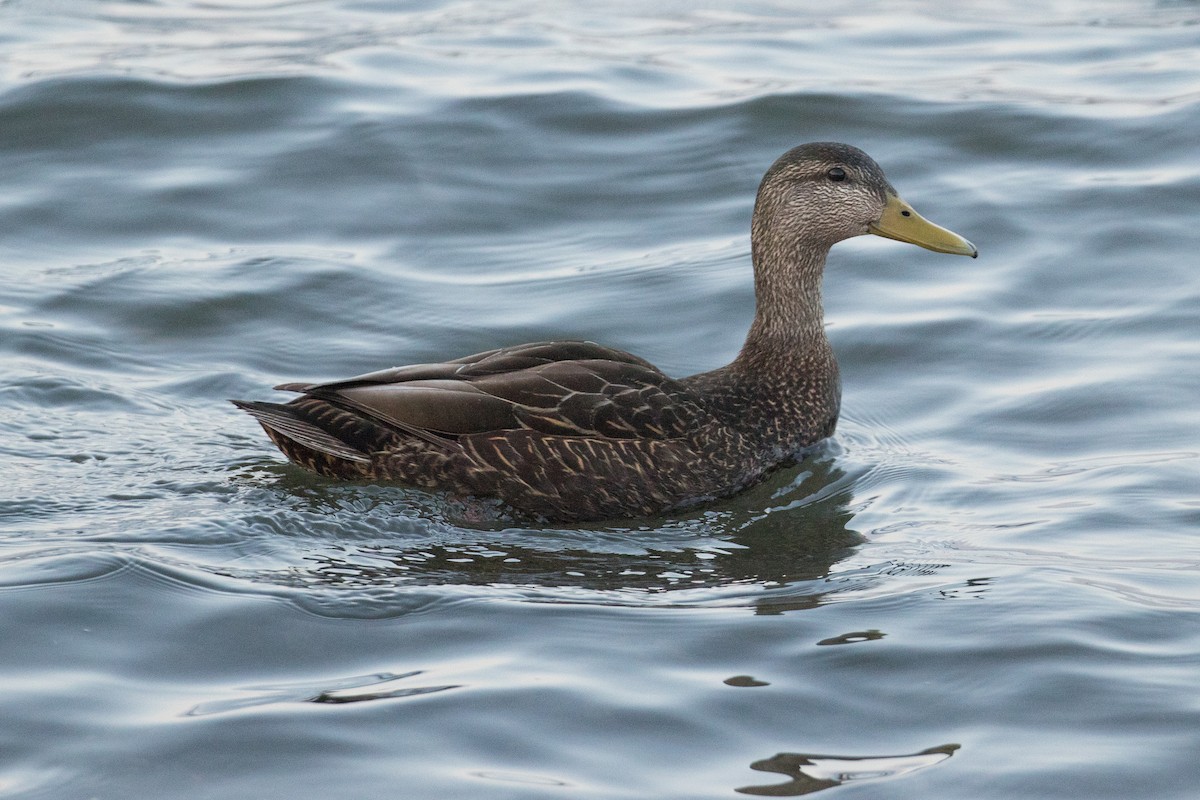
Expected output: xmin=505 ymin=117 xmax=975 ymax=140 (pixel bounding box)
xmin=2 ymin=1 xmax=1199 ymax=797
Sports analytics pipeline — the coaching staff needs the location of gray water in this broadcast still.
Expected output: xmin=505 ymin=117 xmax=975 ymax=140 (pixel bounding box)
xmin=2 ymin=1 xmax=1199 ymax=797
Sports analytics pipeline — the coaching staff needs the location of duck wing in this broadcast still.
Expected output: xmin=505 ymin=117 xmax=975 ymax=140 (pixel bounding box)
xmin=242 ymin=340 xmax=713 ymax=458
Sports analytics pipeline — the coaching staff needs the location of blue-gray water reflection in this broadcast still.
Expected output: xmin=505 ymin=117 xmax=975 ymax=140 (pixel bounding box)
xmin=3 ymin=2 xmax=1200 ymax=798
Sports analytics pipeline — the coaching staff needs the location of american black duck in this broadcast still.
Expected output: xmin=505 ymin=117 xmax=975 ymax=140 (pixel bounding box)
xmin=234 ymin=142 xmax=976 ymax=522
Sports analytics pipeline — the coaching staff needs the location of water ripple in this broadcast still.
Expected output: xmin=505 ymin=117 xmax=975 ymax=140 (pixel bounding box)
xmin=2 ymin=1 xmax=1200 ymax=798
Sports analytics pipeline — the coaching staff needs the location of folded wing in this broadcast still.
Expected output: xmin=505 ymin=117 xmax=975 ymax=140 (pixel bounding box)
xmin=240 ymin=340 xmax=714 ymax=462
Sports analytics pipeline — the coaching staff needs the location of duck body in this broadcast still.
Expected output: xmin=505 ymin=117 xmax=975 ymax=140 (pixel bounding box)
xmin=234 ymin=142 xmax=975 ymax=522
xmin=234 ymin=336 xmax=839 ymax=521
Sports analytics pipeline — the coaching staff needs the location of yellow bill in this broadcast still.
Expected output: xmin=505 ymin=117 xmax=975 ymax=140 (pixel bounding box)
xmin=868 ymin=192 xmax=978 ymax=258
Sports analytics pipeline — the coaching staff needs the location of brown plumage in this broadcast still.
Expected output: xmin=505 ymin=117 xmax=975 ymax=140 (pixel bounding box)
xmin=233 ymin=142 xmax=976 ymax=521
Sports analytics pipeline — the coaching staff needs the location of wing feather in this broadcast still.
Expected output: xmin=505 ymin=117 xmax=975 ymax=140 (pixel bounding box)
xmin=252 ymin=340 xmax=715 ymax=468
xmin=231 ymin=400 xmax=373 ymax=463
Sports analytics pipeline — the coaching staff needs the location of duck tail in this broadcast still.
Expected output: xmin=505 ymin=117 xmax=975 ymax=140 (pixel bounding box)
xmin=230 ymin=399 xmax=373 ymax=465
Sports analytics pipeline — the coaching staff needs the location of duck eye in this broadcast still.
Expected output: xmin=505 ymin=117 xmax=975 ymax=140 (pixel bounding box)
xmin=827 ymin=167 xmax=847 ymax=182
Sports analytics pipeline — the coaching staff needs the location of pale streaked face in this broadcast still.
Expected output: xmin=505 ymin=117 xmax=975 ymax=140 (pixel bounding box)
xmin=754 ymin=142 xmax=976 ymax=258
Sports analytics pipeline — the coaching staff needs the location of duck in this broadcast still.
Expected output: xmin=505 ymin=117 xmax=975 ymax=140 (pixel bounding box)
xmin=233 ymin=142 xmax=976 ymax=522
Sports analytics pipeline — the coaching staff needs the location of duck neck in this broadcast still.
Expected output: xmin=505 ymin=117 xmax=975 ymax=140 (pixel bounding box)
xmin=706 ymin=238 xmax=840 ymax=450
xmin=680 ymin=233 xmax=840 ymax=451
xmin=734 ymin=238 xmax=831 ymax=373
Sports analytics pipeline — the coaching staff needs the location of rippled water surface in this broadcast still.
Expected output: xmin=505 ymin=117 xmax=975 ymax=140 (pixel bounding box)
xmin=3 ymin=1 xmax=1199 ymax=797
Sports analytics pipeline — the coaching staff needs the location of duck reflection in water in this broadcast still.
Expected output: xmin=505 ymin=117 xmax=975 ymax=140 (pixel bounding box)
xmin=253 ymin=449 xmax=868 ymax=611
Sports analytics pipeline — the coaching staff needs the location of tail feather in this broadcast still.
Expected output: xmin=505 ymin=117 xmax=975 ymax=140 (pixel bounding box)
xmin=230 ymin=399 xmax=372 ymax=464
